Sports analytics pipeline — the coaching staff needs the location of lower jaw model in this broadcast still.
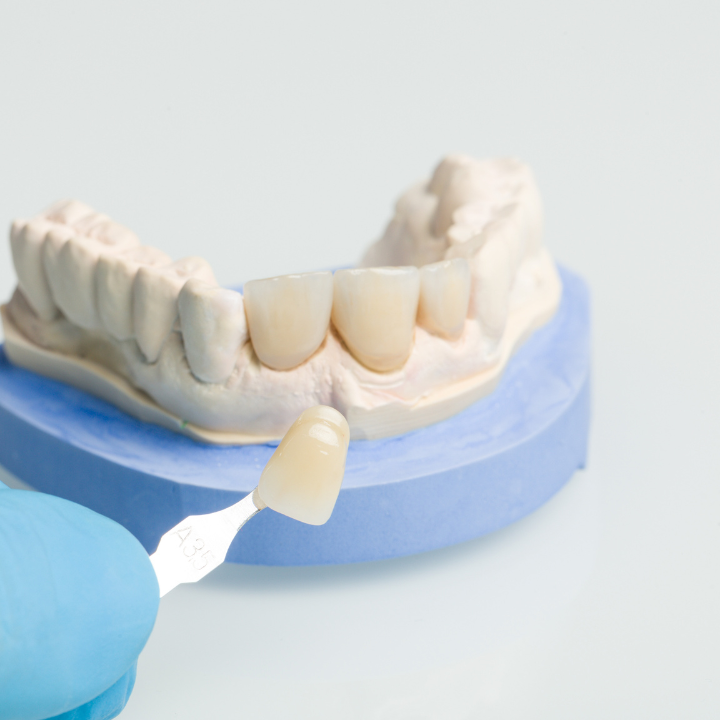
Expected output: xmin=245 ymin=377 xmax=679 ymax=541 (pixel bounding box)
xmin=2 ymin=154 xmax=561 ymax=444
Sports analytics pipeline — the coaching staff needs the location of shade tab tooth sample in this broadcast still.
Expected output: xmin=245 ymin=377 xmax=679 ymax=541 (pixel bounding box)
xmin=178 ymin=279 xmax=248 ymax=383
xmin=96 ymin=246 xmax=172 ymax=341
xmin=332 ymin=266 xmax=420 ymax=372
xmin=417 ymin=258 xmax=471 ymax=340
xmin=244 ymin=271 xmax=333 ymax=371
xmin=10 ymin=218 xmax=58 ymax=321
xmin=257 ymin=405 xmax=349 ymax=525
xmin=133 ymin=257 xmax=217 ymax=363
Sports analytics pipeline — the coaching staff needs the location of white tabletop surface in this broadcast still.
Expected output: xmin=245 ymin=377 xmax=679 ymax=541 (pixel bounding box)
xmin=1 ymin=1 xmax=719 ymax=718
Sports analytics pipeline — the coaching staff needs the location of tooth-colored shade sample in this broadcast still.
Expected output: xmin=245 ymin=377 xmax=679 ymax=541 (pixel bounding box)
xmin=244 ymin=272 xmax=333 ymax=371
xmin=179 ymin=279 xmax=248 ymax=383
xmin=417 ymin=258 xmax=471 ymax=339
xmin=96 ymin=246 xmax=172 ymax=341
xmin=10 ymin=219 xmax=58 ymax=321
xmin=133 ymin=257 xmax=216 ymax=363
xmin=332 ymin=266 xmax=420 ymax=372
xmin=257 ymin=406 xmax=349 ymax=525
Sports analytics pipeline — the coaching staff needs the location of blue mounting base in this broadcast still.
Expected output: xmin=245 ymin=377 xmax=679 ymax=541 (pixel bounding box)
xmin=0 ymin=266 xmax=590 ymax=566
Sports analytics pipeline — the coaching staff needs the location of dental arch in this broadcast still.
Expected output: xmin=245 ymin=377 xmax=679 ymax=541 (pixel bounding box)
xmin=2 ymin=154 xmax=561 ymax=443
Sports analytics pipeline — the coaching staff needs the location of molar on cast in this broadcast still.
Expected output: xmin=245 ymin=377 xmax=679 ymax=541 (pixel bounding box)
xmin=178 ymin=279 xmax=248 ymax=383
xmin=243 ymin=271 xmax=333 ymax=371
xmin=432 ymin=159 xmax=494 ymax=238
xmin=332 ymin=266 xmax=420 ymax=372
xmin=9 ymin=218 xmax=59 ymax=322
xmin=417 ymin=258 xmax=471 ymax=340
xmin=41 ymin=199 xmax=95 ymax=227
xmin=257 ymin=405 xmax=349 ymax=525
xmin=96 ymin=246 xmax=172 ymax=341
xmin=133 ymin=257 xmax=216 ymax=364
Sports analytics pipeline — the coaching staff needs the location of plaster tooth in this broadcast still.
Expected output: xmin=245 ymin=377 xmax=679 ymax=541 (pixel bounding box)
xmin=178 ymin=279 xmax=248 ymax=383
xmin=96 ymin=246 xmax=172 ymax=341
xmin=332 ymin=266 xmax=420 ymax=372
xmin=432 ymin=160 xmax=494 ymax=238
xmin=9 ymin=218 xmax=59 ymax=321
xmin=244 ymin=272 xmax=333 ymax=371
xmin=45 ymin=235 xmax=108 ymax=329
xmin=427 ymin=154 xmax=473 ymax=197
xmin=468 ymin=235 xmax=514 ymax=347
xmin=133 ymin=257 xmax=216 ymax=363
xmin=258 ymin=405 xmax=349 ymax=525
xmin=42 ymin=199 xmax=94 ymax=226
xmin=417 ymin=258 xmax=471 ymax=340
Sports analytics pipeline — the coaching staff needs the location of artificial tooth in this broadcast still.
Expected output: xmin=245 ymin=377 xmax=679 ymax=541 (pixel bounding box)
xmin=432 ymin=160 xmax=493 ymax=238
xmin=257 ymin=405 xmax=349 ymax=525
xmin=417 ymin=258 xmax=471 ymax=340
xmin=96 ymin=246 xmax=172 ymax=341
xmin=178 ymin=279 xmax=248 ymax=383
xmin=9 ymin=218 xmax=59 ymax=321
xmin=133 ymin=257 xmax=216 ymax=363
xmin=332 ymin=266 xmax=420 ymax=372
xmin=243 ymin=272 xmax=333 ymax=371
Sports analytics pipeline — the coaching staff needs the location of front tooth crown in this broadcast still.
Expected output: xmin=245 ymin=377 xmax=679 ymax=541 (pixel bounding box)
xmin=178 ymin=279 xmax=248 ymax=383
xmin=244 ymin=272 xmax=333 ymax=371
xmin=10 ymin=218 xmax=59 ymax=321
xmin=96 ymin=246 xmax=172 ymax=341
xmin=332 ymin=266 xmax=420 ymax=372
xmin=257 ymin=405 xmax=349 ymax=525
xmin=133 ymin=257 xmax=216 ymax=363
xmin=417 ymin=258 xmax=471 ymax=340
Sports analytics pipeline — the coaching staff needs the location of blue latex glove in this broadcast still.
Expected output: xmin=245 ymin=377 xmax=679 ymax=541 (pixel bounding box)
xmin=0 ymin=480 xmax=159 ymax=720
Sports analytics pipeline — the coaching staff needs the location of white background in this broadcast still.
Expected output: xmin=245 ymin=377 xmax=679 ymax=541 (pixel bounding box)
xmin=1 ymin=1 xmax=719 ymax=718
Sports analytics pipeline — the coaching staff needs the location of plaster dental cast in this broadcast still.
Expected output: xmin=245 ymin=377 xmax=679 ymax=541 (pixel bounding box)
xmin=0 ymin=406 xmax=349 ymax=720
xmin=1 ymin=154 xmax=561 ymax=444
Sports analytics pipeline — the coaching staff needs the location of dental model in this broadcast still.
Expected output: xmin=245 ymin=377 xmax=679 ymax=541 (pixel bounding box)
xmin=1 ymin=154 xmax=561 ymax=443
xmin=151 ymin=405 xmax=349 ymax=596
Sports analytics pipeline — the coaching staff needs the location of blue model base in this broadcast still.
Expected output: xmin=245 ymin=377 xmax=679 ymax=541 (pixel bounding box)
xmin=0 ymin=266 xmax=590 ymax=566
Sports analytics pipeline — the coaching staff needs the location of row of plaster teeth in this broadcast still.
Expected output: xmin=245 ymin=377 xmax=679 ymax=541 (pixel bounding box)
xmin=9 ymin=154 xmax=536 ymax=382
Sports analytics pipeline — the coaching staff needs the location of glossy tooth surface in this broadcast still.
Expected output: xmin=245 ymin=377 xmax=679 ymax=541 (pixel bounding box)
xmin=258 ymin=405 xmax=349 ymax=525
xmin=133 ymin=257 xmax=216 ymax=363
xmin=178 ymin=279 xmax=248 ymax=383
xmin=417 ymin=258 xmax=471 ymax=340
xmin=468 ymin=236 xmax=514 ymax=345
xmin=96 ymin=246 xmax=172 ymax=340
xmin=9 ymin=218 xmax=58 ymax=321
xmin=244 ymin=272 xmax=333 ymax=371
xmin=332 ymin=267 xmax=420 ymax=372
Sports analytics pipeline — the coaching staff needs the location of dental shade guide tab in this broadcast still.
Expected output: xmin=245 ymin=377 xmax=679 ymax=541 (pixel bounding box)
xmin=149 ymin=407 xmax=348 ymax=596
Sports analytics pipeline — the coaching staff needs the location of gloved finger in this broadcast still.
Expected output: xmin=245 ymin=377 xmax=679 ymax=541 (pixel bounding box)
xmin=45 ymin=664 xmax=137 ymax=720
xmin=0 ymin=489 xmax=159 ymax=720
